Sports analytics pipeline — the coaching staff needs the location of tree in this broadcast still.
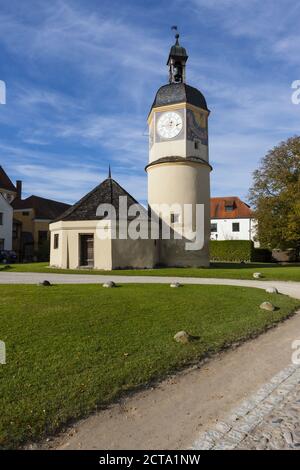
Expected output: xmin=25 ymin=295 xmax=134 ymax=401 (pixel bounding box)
xmin=249 ymin=136 xmax=300 ymax=250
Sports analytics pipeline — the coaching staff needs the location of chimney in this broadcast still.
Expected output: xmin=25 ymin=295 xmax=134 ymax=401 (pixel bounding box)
xmin=16 ymin=180 xmax=22 ymax=199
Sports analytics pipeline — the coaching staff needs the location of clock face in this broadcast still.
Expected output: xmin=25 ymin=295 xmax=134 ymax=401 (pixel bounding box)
xmin=157 ymin=111 xmax=183 ymax=139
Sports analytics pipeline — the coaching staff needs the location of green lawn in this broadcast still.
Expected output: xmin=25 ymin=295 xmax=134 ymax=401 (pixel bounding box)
xmin=0 ymin=283 xmax=299 ymax=448
xmin=2 ymin=261 xmax=300 ymax=281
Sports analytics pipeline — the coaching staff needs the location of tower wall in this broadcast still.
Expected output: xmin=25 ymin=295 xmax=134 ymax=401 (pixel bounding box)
xmin=148 ymin=103 xmax=209 ymax=164
xmin=147 ymin=161 xmax=211 ymax=267
xmin=146 ymin=34 xmax=212 ymax=267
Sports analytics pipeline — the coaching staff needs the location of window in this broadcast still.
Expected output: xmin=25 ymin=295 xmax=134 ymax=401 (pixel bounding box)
xmin=232 ymin=222 xmax=240 ymax=232
xmin=0 ymin=213 xmax=3 ymax=225
xmin=170 ymin=213 xmax=179 ymax=224
xmin=38 ymin=231 xmax=48 ymax=245
xmin=194 ymin=140 xmax=199 ymax=149
xmin=22 ymin=211 xmax=30 ymax=216
xmin=13 ymin=222 xmax=18 ymax=239
xmin=54 ymin=234 xmax=59 ymax=249
xmin=225 ymin=205 xmax=234 ymax=212
xmin=0 ymin=239 xmax=4 ymax=250
xmin=211 ymin=223 xmax=217 ymax=233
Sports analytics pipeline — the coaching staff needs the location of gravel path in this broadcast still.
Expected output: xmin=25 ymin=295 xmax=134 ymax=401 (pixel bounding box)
xmin=1 ymin=271 xmax=300 ymax=300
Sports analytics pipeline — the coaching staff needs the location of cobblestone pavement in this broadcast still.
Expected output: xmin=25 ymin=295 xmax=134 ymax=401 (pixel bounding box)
xmin=192 ymin=364 xmax=300 ymax=450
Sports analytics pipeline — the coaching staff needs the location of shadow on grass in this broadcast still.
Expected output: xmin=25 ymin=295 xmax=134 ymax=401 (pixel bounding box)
xmin=0 ymin=264 xmax=12 ymax=271
xmin=210 ymin=262 xmax=299 ymax=270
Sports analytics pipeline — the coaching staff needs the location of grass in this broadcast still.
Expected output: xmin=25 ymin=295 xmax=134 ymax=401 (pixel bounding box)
xmin=0 ymin=283 xmax=299 ymax=448
xmin=2 ymin=261 xmax=300 ymax=281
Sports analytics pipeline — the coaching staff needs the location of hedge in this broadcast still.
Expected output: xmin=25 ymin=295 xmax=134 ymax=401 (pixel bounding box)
xmin=210 ymin=240 xmax=271 ymax=262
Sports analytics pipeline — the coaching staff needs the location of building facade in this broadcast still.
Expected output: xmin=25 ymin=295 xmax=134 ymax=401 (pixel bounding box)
xmin=146 ymin=33 xmax=212 ymax=267
xmin=13 ymin=193 xmax=70 ymax=261
xmin=50 ymin=33 xmax=212 ymax=270
xmin=210 ymin=197 xmax=257 ymax=243
xmin=50 ymin=178 xmax=157 ymax=270
xmin=0 ymin=166 xmax=18 ymax=250
xmin=0 ymin=193 xmax=13 ymax=250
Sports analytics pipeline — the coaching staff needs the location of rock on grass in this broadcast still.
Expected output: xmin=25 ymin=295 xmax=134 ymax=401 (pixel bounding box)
xmin=260 ymin=301 xmax=276 ymax=311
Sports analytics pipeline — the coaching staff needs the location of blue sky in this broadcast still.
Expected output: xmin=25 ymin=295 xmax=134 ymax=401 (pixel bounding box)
xmin=0 ymin=0 xmax=299 ymax=205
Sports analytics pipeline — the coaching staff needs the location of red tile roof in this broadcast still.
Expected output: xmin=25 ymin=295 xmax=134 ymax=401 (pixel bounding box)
xmin=0 ymin=166 xmax=16 ymax=192
xmin=210 ymin=197 xmax=253 ymax=219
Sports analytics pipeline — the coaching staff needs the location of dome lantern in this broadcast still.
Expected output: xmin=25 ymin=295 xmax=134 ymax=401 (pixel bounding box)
xmin=167 ymin=27 xmax=188 ymax=84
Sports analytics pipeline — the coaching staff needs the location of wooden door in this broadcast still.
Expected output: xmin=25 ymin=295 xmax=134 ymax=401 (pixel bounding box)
xmin=80 ymin=234 xmax=94 ymax=267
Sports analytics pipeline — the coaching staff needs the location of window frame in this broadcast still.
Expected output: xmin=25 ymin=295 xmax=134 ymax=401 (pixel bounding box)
xmin=211 ymin=223 xmax=218 ymax=233
xmin=53 ymin=234 xmax=59 ymax=249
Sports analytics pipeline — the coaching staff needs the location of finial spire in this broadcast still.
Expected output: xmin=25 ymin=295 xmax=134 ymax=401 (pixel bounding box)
xmin=171 ymin=25 xmax=180 ymax=45
xmin=108 ymin=164 xmax=111 ymax=179
xmin=167 ymin=26 xmax=188 ymax=84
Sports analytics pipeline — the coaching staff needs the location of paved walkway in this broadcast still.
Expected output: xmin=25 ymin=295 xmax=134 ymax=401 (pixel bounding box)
xmin=43 ymin=310 xmax=300 ymax=451
xmin=192 ymin=364 xmax=300 ymax=450
xmin=1 ymin=271 xmax=300 ymax=300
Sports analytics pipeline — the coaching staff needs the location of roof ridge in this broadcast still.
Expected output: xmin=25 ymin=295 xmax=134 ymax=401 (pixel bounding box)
xmin=54 ymin=180 xmax=106 ymax=221
xmin=21 ymin=194 xmax=69 ymax=204
xmin=0 ymin=166 xmax=17 ymax=192
xmin=53 ymin=177 xmax=142 ymax=223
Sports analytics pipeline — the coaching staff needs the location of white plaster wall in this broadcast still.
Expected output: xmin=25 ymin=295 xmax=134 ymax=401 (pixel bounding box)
xmin=50 ymin=220 xmax=157 ymax=270
xmin=50 ymin=220 xmax=112 ymax=270
xmin=112 ymin=237 xmax=158 ymax=269
xmin=210 ymin=218 xmax=257 ymax=242
xmin=147 ymin=162 xmax=211 ymax=267
xmin=149 ymin=106 xmax=209 ymax=164
xmin=0 ymin=194 xmax=13 ymax=250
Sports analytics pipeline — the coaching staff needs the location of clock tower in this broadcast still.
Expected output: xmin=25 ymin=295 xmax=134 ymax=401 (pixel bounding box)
xmin=146 ymin=31 xmax=212 ymax=267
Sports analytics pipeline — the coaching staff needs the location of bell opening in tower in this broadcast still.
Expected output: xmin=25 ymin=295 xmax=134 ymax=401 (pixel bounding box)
xmin=171 ymin=62 xmax=183 ymax=83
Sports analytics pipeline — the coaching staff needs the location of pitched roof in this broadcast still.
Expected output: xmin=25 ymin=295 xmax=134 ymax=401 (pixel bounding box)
xmin=210 ymin=197 xmax=253 ymax=219
xmin=12 ymin=195 xmax=70 ymax=219
xmin=55 ymin=178 xmax=145 ymax=222
xmin=0 ymin=166 xmax=16 ymax=192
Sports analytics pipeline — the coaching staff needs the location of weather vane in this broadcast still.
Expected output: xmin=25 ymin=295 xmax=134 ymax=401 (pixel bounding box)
xmin=171 ymin=25 xmax=180 ymax=43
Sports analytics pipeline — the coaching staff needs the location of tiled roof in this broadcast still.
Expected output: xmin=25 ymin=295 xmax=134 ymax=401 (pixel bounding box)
xmin=151 ymin=83 xmax=208 ymax=111
xmin=210 ymin=197 xmax=253 ymax=219
xmin=12 ymin=195 xmax=70 ymax=219
xmin=0 ymin=166 xmax=16 ymax=192
xmin=55 ymin=178 xmax=146 ymax=222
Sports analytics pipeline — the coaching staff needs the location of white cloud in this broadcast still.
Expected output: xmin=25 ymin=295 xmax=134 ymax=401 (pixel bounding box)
xmin=1 ymin=0 xmax=300 ymax=205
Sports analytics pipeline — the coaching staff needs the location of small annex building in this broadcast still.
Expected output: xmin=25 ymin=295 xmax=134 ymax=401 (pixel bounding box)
xmin=50 ymin=176 xmax=157 ymax=270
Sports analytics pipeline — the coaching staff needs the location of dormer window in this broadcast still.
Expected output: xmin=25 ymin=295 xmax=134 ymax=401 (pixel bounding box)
xmin=225 ymin=201 xmax=235 ymax=212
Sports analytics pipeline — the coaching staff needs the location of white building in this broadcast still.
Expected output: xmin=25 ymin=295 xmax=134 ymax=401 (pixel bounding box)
xmin=0 ymin=166 xmax=18 ymax=251
xmin=50 ymin=32 xmax=212 ymax=269
xmin=210 ymin=197 xmax=257 ymax=243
